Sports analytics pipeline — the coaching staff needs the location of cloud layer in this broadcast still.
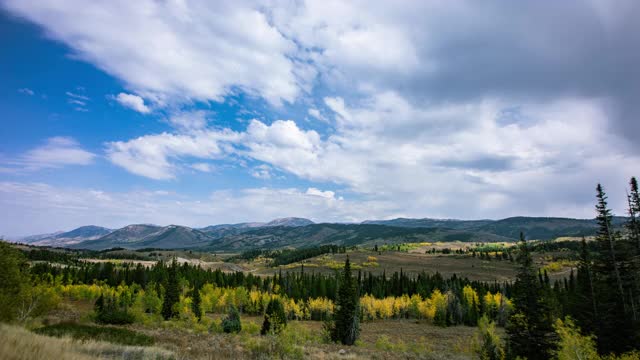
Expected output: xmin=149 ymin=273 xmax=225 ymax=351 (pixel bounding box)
xmin=2 ymin=0 xmax=640 ymax=233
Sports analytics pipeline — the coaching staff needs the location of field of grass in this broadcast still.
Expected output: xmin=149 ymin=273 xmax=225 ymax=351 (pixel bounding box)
xmin=0 ymin=324 xmax=174 ymax=360
xmin=34 ymin=322 xmax=154 ymax=346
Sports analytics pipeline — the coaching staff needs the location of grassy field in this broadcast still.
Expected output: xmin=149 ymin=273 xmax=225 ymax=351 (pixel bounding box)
xmin=24 ymin=298 xmax=477 ymax=360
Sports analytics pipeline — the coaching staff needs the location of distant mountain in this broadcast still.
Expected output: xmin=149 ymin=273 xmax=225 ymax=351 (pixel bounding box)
xmin=362 ymin=216 xmax=628 ymax=241
xmin=362 ymin=218 xmax=492 ymax=230
xmin=475 ymin=216 xmax=627 ymax=240
xmin=202 ymin=223 xmax=513 ymax=251
xmin=24 ymin=215 xmax=629 ymax=252
xmin=72 ymin=224 xmax=213 ymax=250
xmin=199 ymin=218 xmax=314 ymax=238
xmin=20 ymin=226 xmax=112 ymax=247
xmin=17 ymin=231 xmax=64 ymax=244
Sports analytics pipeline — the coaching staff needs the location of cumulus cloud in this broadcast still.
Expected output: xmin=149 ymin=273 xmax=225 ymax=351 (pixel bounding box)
xmin=114 ymin=93 xmax=150 ymax=113
xmin=105 ymin=130 xmax=240 ymax=180
xmin=1 ymin=0 xmax=305 ymax=106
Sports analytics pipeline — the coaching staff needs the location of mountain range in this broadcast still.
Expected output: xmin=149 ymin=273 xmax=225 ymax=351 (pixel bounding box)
xmin=7 ymin=216 xmax=628 ymax=251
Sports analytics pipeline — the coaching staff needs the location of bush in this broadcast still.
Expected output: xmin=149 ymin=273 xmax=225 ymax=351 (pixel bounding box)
xmin=553 ymin=317 xmax=598 ymax=360
xmin=34 ymin=322 xmax=154 ymax=346
xmin=473 ymin=315 xmax=505 ymax=360
xmin=222 ymin=306 xmax=242 ymax=334
xmin=261 ymin=298 xmax=287 ymax=335
xmin=94 ymin=294 xmax=135 ymax=325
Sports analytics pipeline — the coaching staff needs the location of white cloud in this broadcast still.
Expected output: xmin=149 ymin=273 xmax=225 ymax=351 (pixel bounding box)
xmin=18 ymin=88 xmax=34 ymax=95
xmin=6 ymin=137 xmax=96 ymax=171
xmin=250 ymin=164 xmax=273 ymax=179
xmin=166 ymin=110 xmax=208 ymax=131
xmin=114 ymin=92 xmax=150 ymax=113
xmin=190 ymin=163 xmax=213 ymax=173
xmin=105 ymin=130 xmax=239 ymax=180
xmin=2 ymin=0 xmax=305 ymax=106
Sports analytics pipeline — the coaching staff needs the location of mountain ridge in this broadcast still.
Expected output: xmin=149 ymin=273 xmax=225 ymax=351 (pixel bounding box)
xmin=10 ymin=215 xmax=629 ymax=251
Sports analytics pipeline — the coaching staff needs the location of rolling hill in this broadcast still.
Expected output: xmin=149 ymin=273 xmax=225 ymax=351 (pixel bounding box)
xmin=202 ymin=223 xmax=514 ymax=251
xmin=17 ymin=215 xmax=629 ymax=251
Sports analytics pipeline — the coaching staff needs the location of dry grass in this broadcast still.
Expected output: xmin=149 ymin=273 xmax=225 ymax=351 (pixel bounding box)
xmin=255 ymin=250 xmax=519 ymax=282
xmin=0 ymin=324 xmax=175 ymax=360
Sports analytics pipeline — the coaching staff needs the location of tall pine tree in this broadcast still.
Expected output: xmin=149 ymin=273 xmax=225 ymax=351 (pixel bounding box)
xmin=593 ymin=184 xmax=636 ymax=353
xmin=161 ymin=258 xmax=180 ymax=320
xmin=330 ymin=256 xmax=360 ymax=345
xmin=192 ymin=282 xmax=202 ymax=321
xmin=506 ymin=232 xmax=556 ymax=360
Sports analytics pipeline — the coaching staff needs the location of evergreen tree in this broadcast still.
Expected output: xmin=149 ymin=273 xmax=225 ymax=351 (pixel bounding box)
xmin=0 ymin=242 xmax=29 ymax=322
xmin=221 ymin=305 xmax=242 ymax=333
xmin=260 ymin=298 xmax=287 ymax=335
xmin=506 ymin=232 xmax=556 ymax=360
xmin=628 ymin=177 xmax=640 ymax=253
xmin=592 ymin=184 xmax=635 ymax=353
xmin=191 ymin=283 xmax=202 ymax=321
xmin=572 ymin=238 xmax=597 ymax=334
xmin=330 ymin=256 xmax=360 ymax=345
xmin=161 ymin=258 xmax=180 ymax=320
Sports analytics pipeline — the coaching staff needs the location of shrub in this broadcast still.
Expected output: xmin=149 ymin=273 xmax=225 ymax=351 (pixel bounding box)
xmin=261 ymin=298 xmax=287 ymax=335
xmin=222 ymin=306 xmax=242 ymax=334
xmin=94 ymin=294 xmax=135 ymax=325
xmin=553 ymin=317 xmax=598 ymax=360
xmin=473 ymin=315 xmax=505 ymax=360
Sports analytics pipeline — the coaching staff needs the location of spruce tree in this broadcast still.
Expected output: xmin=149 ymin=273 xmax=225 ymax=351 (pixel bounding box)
xmin=192 ymin=283 xmax=202 ymax=321
xmin=161 ymin=258 xmax=180 ymax=320
xmin=506 ymin=232 xmax=556 ymax=360
xmin=330 ymin=256 xmax=360 ymax=345
xmin=261 ymin=298 xmax=287 ymax=335
xmin=572 ymin=238 xmax=597 ymax=334
xmin=628 ymin=177 xmax=640 ymax=253
xmin=592 ymin=184 xmax=636 ymax=353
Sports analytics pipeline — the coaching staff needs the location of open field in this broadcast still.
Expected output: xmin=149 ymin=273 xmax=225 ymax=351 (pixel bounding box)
xmin=23 ymin=298 xmax=477 ymax=360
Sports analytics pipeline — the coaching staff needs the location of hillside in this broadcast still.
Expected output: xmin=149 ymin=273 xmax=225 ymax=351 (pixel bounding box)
xmin=22 ymin=226 xmax=112 ymax=247
xmin=203 ymin=223 xmax=513 ymax=250
xmin=362 ymin=218 xmax=493 ymax=230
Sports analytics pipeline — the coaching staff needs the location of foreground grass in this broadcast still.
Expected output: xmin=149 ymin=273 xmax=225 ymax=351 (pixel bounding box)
xmin=34 ymin=322 xmax=154 ymax=346
xmin=0 ymin=324 xmax=174 ymax=360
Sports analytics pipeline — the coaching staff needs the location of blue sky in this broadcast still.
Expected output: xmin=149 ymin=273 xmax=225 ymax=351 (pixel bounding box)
xmin=1 ymin=1 xmax=639 ymax=236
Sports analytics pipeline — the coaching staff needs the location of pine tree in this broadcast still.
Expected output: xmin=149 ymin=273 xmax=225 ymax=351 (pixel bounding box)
xmin=330 ymin=256 xmax=360 ymax=345
xmin=161 ymin=258 xmax=180 ymax=320
xmin=628 ymin=177 xmax=640 ymax=253
xmin=506 ymin=232 xmax=556 ymax=360
xmin=260 ymin=298 xmax=287 ymax=335
xmin=592 ymin=183 xmax=636 ymax=353
xmin=572 ymin=238 xmax=597 ymax=334
xmin=191 ymin=283 xmax=202 ymax=321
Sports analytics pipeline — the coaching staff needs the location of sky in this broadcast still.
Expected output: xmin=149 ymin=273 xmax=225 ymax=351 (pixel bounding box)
xmin=1 ymin=0 xmax=639 ymax=236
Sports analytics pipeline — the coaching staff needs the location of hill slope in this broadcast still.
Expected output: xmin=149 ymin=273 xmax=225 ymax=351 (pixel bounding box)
xmin=203 ymin=223 xmax=513 ymax=251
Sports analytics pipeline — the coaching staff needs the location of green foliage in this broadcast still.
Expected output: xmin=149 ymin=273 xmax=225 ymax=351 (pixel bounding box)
xmin=94 ymin=293 xmax=135 ymax=325
xmin=506 ymin=233 xmax=556 ymax=360
xmin=329 ymin=256 xmax=360 ymax=345
xmin=221 ymin=306 xmax=242 ymax=333
xmin=0 ymin=242 xmax=30 ymax=322
xmin=34 ymin=322 xmax=154 ymax=346
xmin=161 ymin=258 xmax=180 ymax=320
xmin=473 ymin=316 xmax=505 ymax=360
xmin=553 ymin=317 xmax=599 ymax=360
xmin=191 ymin=284 xmax=202 ymax=321
xmin=261 ymin=298 xmax=287 ymax=335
